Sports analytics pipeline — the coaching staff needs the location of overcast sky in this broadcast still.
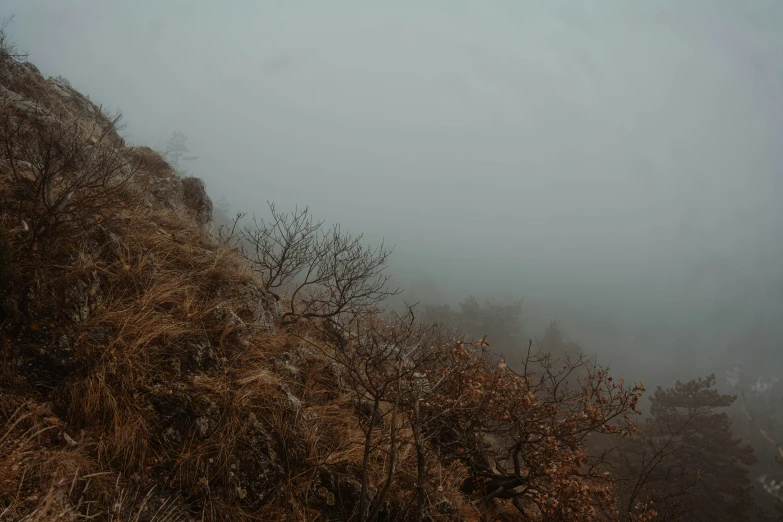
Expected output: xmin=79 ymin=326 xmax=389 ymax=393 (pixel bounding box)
xmin=7 ymin=0 xmax=783 ymax=377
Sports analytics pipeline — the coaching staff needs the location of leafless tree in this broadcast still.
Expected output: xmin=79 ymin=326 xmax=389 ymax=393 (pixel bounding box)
xmin=297 ymin=305 xmax=452 ymax=522
xmin=240 ymin=202 xmax=399 ymax=325
xmin=0 ymin=16 xmax=27 ymax=62
xmin=0 ymin=103 xmax=139 ymax=248
xmin=604 ymin=417 xmax=700 ymax=521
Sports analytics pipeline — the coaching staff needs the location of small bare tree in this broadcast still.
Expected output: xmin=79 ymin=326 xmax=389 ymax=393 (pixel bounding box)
xmin=0 ymin=103 xmax=139 ymax=247
xmin=0 ymin=16 xmax=27 ymax=62
xmin=164 ymin=130 xmax=198 ymax=173
xmin=303 ymin=306 xmax=449 ymax=522
xmin=603 ymin=417 xmax=700 ymax=521
xmin=240 ymin=202 xmax=399 ymax=325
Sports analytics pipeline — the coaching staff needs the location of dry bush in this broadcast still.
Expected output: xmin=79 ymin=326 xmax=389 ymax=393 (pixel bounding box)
xmin=238 ymin=202 xmax=399 ymax=325
xmin=0 ymin=102 xmax=139 ymax=251
xmin=268 ymin=311 xmax=477 ymax=522
xmin=0 ymin=16 xmax=27 ymax=63
xmin=0 ymin=43 xmax=665 ymax=521
xmin=418 ymin=339 xmax=645 ymax=521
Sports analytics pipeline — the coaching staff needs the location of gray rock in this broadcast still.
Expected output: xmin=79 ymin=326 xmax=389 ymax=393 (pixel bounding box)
xmin=271 ymin=356 xmax=299 ymax=378
xmin=65 ymin=270 xmax=102 ymax=322
xmin=278 ymin=383 xmax=302 ymax=411
xmin=181 ymin=177 xmax=213 ymax=227
xmin=194 ymin=395 xmax=221 ymax=439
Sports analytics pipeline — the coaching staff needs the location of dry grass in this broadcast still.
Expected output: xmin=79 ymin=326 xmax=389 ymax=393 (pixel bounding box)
xmin=1 ymin=198 xmax=476 ymax=520
xmin=1 ymin=47 xmax=482 ymax=522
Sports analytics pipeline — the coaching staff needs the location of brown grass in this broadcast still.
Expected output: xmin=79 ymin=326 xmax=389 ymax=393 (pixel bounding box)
xmin=1 ymin=47 xmax=483 ymax=522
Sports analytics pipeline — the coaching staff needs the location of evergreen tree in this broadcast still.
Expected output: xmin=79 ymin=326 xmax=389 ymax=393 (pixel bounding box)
xmin=165 ymin=130 xmax=198 ymax=173
xmin=645 ymin=375 xmax=757 ymax=521
xmin=536 ymin=320 xmax=582 ymax=361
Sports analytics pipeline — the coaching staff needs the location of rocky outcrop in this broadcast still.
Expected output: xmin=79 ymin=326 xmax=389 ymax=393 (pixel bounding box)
xmin=0 ymin=46 xmax=285 ymax=521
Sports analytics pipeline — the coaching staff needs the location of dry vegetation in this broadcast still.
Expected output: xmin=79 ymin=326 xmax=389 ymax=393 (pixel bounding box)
xmin=0 ymin=26 xmax=766 ymax=522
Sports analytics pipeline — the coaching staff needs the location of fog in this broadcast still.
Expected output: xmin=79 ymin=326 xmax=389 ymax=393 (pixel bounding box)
xmin=8 ymin=0 xmax=783 ymax=384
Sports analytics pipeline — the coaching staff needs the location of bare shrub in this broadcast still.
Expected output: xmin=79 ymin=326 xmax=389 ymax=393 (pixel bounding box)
xmin=239 ymin=202 xmax=399 ymax=325
xmin=295 ymin=306 xmax=460 ymax=521
xmin=604 ymin=417 xmax=699 ymax=521
xmin=0 ymin=16 xmax=27 ymax=63
xmin=0 ymin=103 xmax=139 ymax=249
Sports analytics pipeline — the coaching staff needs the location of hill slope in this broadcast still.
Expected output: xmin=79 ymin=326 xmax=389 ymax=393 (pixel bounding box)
xmin=0 ymin=41 xmax=647 ymax=522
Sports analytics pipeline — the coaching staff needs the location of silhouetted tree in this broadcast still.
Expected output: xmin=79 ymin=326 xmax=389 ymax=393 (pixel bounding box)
xmin=536 ymin=320 xmax=582 ymax=361
xmin=422 ymin=296 xmax=526 ymax=363
xmin=165 ymin=130 xmax=198 ymax=173
xmin=239 ymin=202 xmax=399 ymax=325
xmin=639 ymin=375 xmax=757 ymax=521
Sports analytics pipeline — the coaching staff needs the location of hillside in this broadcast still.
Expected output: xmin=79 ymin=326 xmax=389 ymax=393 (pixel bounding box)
xmin=0 ymin=37 xmax=721 ymax=522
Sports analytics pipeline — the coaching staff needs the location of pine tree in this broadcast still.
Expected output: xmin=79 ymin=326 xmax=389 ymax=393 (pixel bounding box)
xmin=644 ymin=375 xmax=757 ymax=521
xmin=536 ymin=320 xmax=582 ymax=361
xmin=165 ymin=130 xmax=198 ymax=173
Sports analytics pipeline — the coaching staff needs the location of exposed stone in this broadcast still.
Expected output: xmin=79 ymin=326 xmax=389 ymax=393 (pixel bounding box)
xmin=181 ymin=177 xmax=213 ymax=227
xmin=64 ymin=270 xmax=103 ymax=322
xmin=278 ymin=383 xmax=302 ymax=411
xmin=232 ymin=412 xmax=283 ymax=505
xmin=147 ymin=253 xmax=162 ymax=276
xmin=193 ymin=395 xmax=221 ymax=439
xmin=150 ymin=175 xmax=184 ymax=210
xmin=184 ymin=339 xmax=222 ymax=373
xmin=270 ymin=356 xmax=300 ymax=379
xmin=234 ymin=282 xmax=280 ymax=329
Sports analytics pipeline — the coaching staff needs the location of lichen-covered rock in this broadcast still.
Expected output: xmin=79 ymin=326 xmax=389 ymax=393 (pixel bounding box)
xmin=234 ymin=281 xmax=280 ymax=328
xmin=150 ymin=175 xmax=184 ymax=211
xmin=210 ymin=280 xmax=279 ymax=340
xmin=183 ymin=338 xmax=222 ymax=374
xmin=270 ymin=354 xmax=300 ymax=379
xmin=149 ymin=388 xmax=198 ymax=444
xmin=278 ymin=383 xmax=302 ymax=411
xmin=229 ymin=412 xmax=283 ymax=506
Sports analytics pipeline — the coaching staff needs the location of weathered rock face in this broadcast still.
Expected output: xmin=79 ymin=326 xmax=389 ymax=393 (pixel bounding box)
xmin=233 ymin=281 xmax=281 ymax=328
xmin=143 ymin=167 xmax=214 ymax=229
xmin=1 ymin=58 xmax=213 ymax=233
xmin=182 ymin=176 xmax=213 ymax=227
xmin=231 ymin=412 xmax=284 ymax=506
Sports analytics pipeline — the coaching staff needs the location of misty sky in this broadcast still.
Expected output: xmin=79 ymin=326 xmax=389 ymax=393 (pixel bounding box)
xmin=7 ymin=1 xmax=783 ymax=377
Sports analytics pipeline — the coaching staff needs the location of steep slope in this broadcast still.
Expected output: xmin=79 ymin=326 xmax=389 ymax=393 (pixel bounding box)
xmin=0 ymin=45 xmax=289 ymax=520
xmin=0 ymin=40 xmax=472 ymax=522
xmin=0 ymin=39 xmax=650 ymax=522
